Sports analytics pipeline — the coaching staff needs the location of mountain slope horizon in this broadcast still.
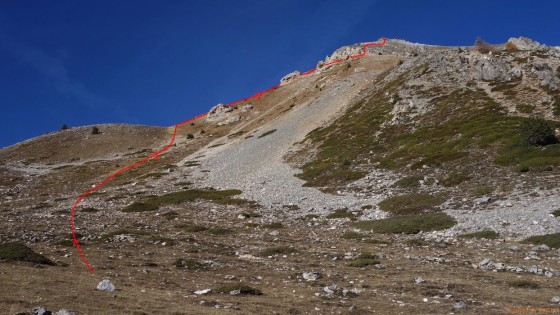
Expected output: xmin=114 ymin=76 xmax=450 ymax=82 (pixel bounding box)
xmin=2 ymin=36 xmax=560 ymax=314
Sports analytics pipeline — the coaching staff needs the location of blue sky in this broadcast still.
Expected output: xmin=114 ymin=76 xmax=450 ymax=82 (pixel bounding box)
xmin=1 ymin=0 xmax=559 ymax=148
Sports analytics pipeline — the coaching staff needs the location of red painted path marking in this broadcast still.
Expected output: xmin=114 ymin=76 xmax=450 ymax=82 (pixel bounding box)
xmin=70 ymin=37 xmax=386 ymax=272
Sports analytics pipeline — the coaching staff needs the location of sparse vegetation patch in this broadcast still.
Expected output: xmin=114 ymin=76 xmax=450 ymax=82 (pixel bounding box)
xmin=523 ymin=233 xmax=560 ymax=248
xmin=378 ymin=193 xmax=445 ymax=215
xmin=353 ymin=212 xmax=456 ymax=234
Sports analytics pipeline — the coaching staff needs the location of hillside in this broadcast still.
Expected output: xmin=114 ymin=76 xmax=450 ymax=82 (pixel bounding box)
xmin=1 ymin=37 xmax=560 ymax=314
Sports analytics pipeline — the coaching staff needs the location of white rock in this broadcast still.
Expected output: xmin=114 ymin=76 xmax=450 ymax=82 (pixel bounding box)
xmin=194 ymin=288 xmax=212 ymax=295
xmin=97 ymin=279 xmax=116 ymax=292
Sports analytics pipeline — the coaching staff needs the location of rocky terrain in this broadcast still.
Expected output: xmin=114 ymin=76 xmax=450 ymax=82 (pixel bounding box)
xmin=1 ymin=37 xmax=560 ymax=314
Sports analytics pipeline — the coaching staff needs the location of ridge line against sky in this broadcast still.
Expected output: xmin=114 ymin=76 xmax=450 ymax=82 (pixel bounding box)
xmin=1 ymin=0 xmax=559 ymax=148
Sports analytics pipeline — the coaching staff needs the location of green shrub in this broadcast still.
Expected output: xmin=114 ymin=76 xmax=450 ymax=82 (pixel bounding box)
xmin=353 ymin=212 xmax=456 ymax=234
xmin=523 ymin=233 xmax=560 ymax=248
xmin=552 ymin=209 xmax=560 ymax=217
xmin=515 ymin=163 xmax=529 ymax=173
xmin=392 ymin=175 xmax=423 ymax=188
xmin=122 ymin=202 xmax=159 ymax=213
xmin=508 ymin=280 xmax=539 ymax=289
xmin=258 ymin=246 xmax=297 ymax=257
xmin=186 ymin=133 xmax=194 ymax=139
xmin=0 ymin=242 xmax=55 ymax=265
xmin=215 ymin=283 xmax=262 ymax=295
xmin=61 ymin=124 xmax=69 ymax=131
xmin=92 ymin=126 xmax=100 ymax=135
xmin=378 ymin=193 xmax=445 ymax=215
xmin=349 ymin=252 xmax=380 ymax=267
xmin=520 ymin=117 xmax=558 ymax=146
xmin=459 ymin=230 xmax=499 ymax=239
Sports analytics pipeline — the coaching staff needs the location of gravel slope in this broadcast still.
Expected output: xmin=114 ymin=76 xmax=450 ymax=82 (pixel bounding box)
xmin=187 ymin=69 xmax=388 ymax=215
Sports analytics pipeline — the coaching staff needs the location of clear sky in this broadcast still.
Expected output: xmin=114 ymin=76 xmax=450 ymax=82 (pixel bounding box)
xmin=1 ymin=0 xmax=559 ymax=148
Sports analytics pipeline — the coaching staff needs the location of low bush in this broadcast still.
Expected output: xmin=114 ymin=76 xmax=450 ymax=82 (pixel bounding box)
xmin=392 ymin=175 xmax=423 ymax=188
xmin=508 ymin=279 xmax=539 ymax=289
xmin=92 ymin=126 xmax=100 ymax=135
xmin=520 ymin=117 xmax=558 ymax=146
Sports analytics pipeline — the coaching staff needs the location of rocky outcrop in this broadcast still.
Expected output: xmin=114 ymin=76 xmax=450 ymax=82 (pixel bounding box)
xmin=507 ymin=37 xmax=544 ymax=51
xmin=280 ymin=71 xmax=300 ymax=85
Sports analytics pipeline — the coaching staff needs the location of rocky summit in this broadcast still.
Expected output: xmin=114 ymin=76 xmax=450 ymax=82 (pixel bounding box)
xmin=1 ymin=37 xmax=560 ymax=314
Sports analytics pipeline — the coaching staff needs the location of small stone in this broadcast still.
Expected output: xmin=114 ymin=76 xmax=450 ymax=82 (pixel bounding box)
xmin=414 ymin=277 xmax=425 ymax=284
xmin=33 ymin=306 xmax=52 ymax=315
xmin=509 ymin=246 xmax=521 ymax=252
xmin=269 ymin=230 xmax=280 ymax=236
xmin=423 ymin=298 xmax=428 ymax=302
xmin=194 ymin=289 xmax=212 ymax=295
xmin=230 ymin=289 xmax=241 ymax=296
xmin=551 ymin=296 xmax=560 ymax=304
xmin=453 ymin=300 xmax=468 ymax=310
xmin=54 ymin=310 xmax=76 ymax=315
xmin=97 ymin=279 xmax=116 ymax=292
xmin=302 ymin=272 xmax=321 ymax=281
xmin=224 ymin=275 xmax=236 ymax=280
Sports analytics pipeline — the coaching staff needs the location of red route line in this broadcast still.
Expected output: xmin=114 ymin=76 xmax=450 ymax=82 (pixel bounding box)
xmin=70 ymin=37 xmax=386 ymax=273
